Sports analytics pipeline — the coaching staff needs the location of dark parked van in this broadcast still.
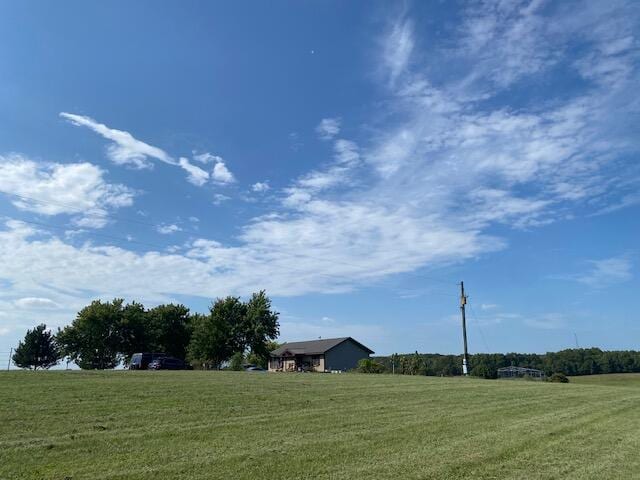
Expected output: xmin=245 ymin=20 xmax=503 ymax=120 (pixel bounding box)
xmin=148 ymin=357 xmax=192 ymax=370
xmin=129 ymin=352 xmax=167 ymax=370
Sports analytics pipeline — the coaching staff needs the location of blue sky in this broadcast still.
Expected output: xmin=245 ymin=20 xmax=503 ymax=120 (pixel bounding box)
xmin=0 ymin=0 xmax=639 ymax=359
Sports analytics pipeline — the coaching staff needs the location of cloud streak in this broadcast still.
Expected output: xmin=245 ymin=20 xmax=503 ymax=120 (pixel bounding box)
xmin=61 ymin=113 xmax=235 ymax=186
xmin=60 ymin=112 xmax=173 ymax=169
xmin=567 ymin=256 xmax=634 ymax=288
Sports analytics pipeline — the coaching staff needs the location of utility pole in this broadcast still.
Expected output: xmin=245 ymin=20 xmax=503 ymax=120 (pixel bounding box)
xmin=574 ymin=332 xmax=579 ymax=349
xmin=7 ymin=348 xmax=12 ymax=371
xmin=460 ymin=282 xmax=469 ymax=376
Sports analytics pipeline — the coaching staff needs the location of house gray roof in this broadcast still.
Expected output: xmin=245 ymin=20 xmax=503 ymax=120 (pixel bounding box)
xmin=270 ymin=337 xmax=374 ymax=357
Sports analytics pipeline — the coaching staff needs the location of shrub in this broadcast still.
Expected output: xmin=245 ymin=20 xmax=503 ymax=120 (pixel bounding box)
xmin=549 ymin=372 xmax=569 ymax=383
xmin=357 ymin=358 xmax=386 ymax=374
xmin=470 ymin=364 xmax=494 ymax=379
xmin=229 ymin=352 xmax=245 ymax=371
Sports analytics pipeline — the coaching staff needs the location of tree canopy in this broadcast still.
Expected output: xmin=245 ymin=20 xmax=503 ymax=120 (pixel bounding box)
xmin=47 ymin=292 xmax=279 ymax=369
xmin=188 ymin=293 xmax=279 ymax=369
xmin=57 ymin=299 xmax=124 ymax=369
xmin=373 ymin=348 xmax=640 ymax=378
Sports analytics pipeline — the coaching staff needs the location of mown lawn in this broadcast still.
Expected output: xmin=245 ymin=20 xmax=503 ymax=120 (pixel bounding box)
xmin=570 ymin=373 xmax=640 ymax=387
xmin=1 ymin=371 xmax=639 ymax=480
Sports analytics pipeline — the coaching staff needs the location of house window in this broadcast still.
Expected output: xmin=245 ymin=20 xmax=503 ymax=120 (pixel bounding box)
xmin=312 ymin=355 xmax=320 ymax=367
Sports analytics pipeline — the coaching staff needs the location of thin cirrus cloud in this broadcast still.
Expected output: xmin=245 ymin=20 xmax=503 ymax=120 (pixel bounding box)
xmin=315 ymin=117 xmax=341 ymax=140
xmin=382 ymin=17 xmax=413 ymax=86
xmin=556 ymin=255 xmax=635 ymax=288
xmin=14 ymin=297 xmax=60 ymax=309
xmin=156 ymin=223 xmax=182 ymax=235
xmin=213 ymin=193 xmax=231 ymax=205
xmin=579 ymin=257 xmax=634 ymax=287
xmin=60 ymin=112 xmax=235 ymax=186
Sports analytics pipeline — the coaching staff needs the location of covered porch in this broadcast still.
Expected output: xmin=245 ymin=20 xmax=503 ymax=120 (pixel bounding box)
xmin=269 ymin=349 xmax=324 ymax=372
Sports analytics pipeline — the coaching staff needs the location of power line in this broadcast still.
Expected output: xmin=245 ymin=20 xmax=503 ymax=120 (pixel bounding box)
xmin=468 ymin=302 xmax=491 ymax=353
xmin=14 ymin=218 xmax=175 ymax=252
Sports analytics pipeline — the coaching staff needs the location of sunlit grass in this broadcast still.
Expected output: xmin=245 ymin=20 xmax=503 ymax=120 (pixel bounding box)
xmin=1 ymin=371 xmax=639 ymax=479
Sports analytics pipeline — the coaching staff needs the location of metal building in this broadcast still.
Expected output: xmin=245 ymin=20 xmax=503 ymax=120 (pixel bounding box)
xmin=497 ymin=366 xmax=546 ymax=380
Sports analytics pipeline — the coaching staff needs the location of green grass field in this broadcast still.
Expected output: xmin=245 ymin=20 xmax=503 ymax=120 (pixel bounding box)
xmin=1 ymin=372 xmax=639 ymax=480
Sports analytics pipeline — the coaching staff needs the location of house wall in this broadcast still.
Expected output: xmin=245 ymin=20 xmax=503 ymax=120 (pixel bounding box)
xmin=312 ymin=355 xmax=325 ymax=372
xmin=268 ymin=357 xmax=279 ymax=372
xmin=324 ymin=340 xmax=371 ymax=371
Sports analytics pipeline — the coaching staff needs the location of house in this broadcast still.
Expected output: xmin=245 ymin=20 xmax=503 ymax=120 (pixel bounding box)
xmin=269 ymin=337 xmax=374 ymax=372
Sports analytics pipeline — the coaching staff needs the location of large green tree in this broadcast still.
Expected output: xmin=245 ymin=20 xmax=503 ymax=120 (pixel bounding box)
xmin=188 ymin=293 xmax=280 ymax=369
xmin=243 ymin=290 xmax=279 ymax=363
xmin=146 ymin=304 xmax=192 ymax=359
xmin=188 ymin=297 xmax=246 ymax=368
xmin=118 ymin=301 xmax=151 ymax=361
xmin=12 ymin=324 xmax=61 ymax=370
xmin=57 ymin=299 xmax=124 ymax=369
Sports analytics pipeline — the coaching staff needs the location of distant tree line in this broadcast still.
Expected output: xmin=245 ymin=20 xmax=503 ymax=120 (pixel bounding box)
xmin=373 ymin=348 xmax=640 ymax=378
xmin=12 ymin=291 xmax=279 ymax=370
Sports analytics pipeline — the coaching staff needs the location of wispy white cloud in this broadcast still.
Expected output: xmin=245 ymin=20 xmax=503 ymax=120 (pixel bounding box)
xmin=363 ymin=2 xmax=640 ymax=239
xmin=457 ymin=0 xmax=556 ymax=89
xmin=383 ymin=17 xmax=413 ymax=86
xmin=14 ymin=297 xmax=60 ymax=309
xmin=211 ymin=160 xmax=235 ymax=184
xmin=316 ymin=118 xmax=341 ymax=140
xmin=178 ymin=157 xmax=209 ymax=186
xmin=524 ymin=313 xmax=568 ymax=330
xmin=156 ymin=224 xmax=182 ymax=235
xmin=467 ymin=307 xmax=567 ymax=330
xmin=288 ymin=132 xmax=303 ymax=151
xmin=283 ymin=137 xmax=363 ymax=209
xmin=213 ymin=193 xmax=231 ymax=205
xmin=571 ymin=256 xmax=634 ymax=287
xmin=333 ymin=139 xmax=359 ymax=166
xmin=193 ymin=152 xmax=224 ymax=164
xmin=0 ymin=154 xmax=134 ymax=228
xmin=61 ymin=113 xmax=236 ymax=186
xmin=60 ymin=112 xmax=173 ymax=169
xmin=251 ymin=182 xmax=270 ymax=193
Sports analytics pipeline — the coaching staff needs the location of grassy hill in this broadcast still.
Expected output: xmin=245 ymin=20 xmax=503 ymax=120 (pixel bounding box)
xmin=1 ymin=371 xmax=639 ymax=479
